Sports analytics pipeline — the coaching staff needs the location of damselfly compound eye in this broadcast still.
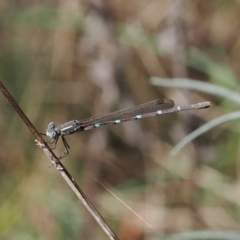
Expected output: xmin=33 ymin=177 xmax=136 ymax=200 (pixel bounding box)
xmin=46 ymin=130 xmax=57 ymax=139
xmin=51 ymin=131 xmax=57 ymax=138
xmin=48 ymin=122 xmax=55 ymax=128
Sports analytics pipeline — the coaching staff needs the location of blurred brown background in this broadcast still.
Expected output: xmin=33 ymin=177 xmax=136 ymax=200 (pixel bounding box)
xmin=1 ymin=0 xmax=240 ymax=239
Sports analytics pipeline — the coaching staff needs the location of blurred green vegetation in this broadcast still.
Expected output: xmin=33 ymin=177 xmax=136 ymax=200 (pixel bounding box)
xmin=1 ymin=1 xmax=240 ymax=239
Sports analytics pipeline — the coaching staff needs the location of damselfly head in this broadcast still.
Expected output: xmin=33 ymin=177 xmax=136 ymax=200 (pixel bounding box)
xmin=46 ymin=122 xmax=58 ymax=139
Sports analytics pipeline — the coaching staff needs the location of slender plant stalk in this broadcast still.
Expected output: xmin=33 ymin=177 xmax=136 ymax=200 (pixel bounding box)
xmin=0 ymin=80 xmax=119 ymax=240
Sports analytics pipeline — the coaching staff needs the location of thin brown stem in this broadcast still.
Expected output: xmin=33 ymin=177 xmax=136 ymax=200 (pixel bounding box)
xmin=0 ymin=80 xmax=119 ymax=240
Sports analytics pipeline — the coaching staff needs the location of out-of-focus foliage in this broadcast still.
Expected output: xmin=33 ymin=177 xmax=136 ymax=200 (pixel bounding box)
xmin=0 ymin=0 xmax=240 ymax=239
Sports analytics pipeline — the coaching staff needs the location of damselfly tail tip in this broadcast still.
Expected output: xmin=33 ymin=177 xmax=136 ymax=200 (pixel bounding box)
xmin=202 ymin=101 xmax=211 ymax=109
xmin=194 ymin=101 xmax=211 ymax=109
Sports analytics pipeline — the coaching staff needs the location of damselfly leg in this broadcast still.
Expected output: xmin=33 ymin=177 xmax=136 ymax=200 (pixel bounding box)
xmin=58 ymin=136 xmax=70 ymax=160
xmin=40 ymin=133 xmax=59 ymax=150
xmin=41 ymin=133 xmax=70 ymax=160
